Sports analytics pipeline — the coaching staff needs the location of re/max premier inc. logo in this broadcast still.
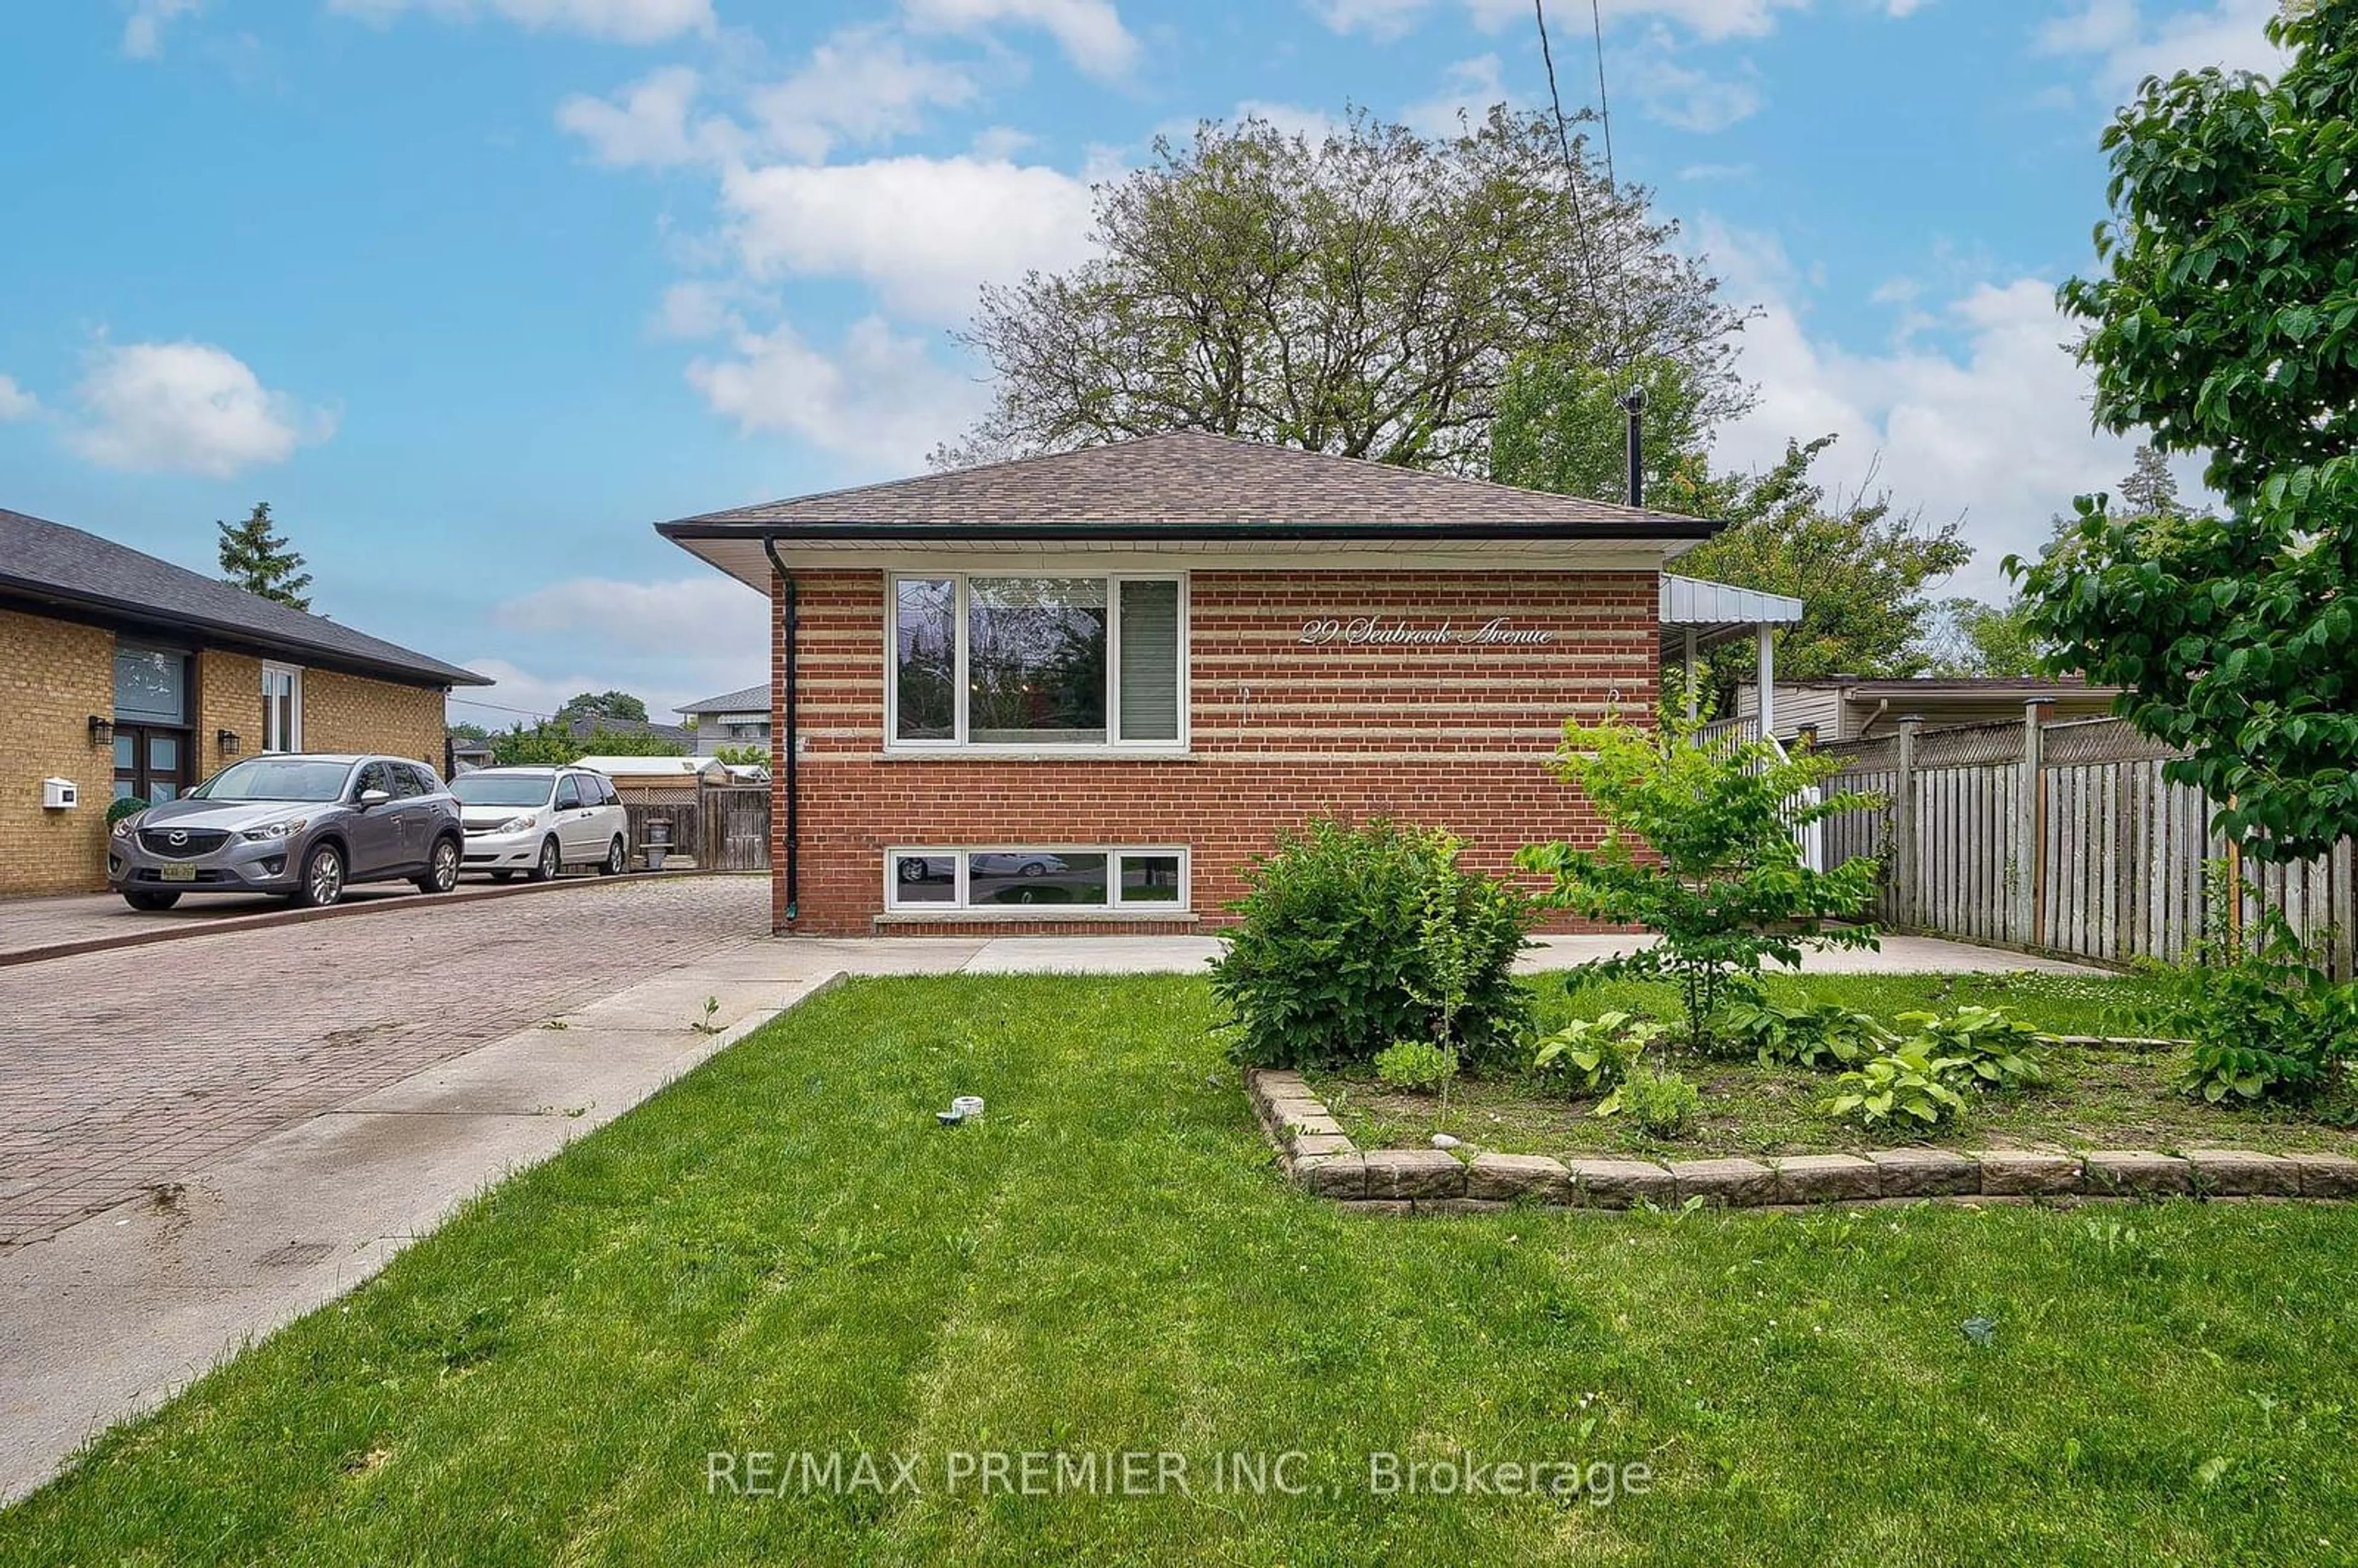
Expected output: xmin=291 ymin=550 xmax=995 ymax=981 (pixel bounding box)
xmin=705 ymin=1450 xmax=1651 ymax=1504
xmin=1296 ymin=615 xmax=1555 ymax=648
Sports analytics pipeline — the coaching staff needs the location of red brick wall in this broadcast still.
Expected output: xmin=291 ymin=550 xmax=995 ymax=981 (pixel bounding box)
xmin=769 ymin=569 xmax=1659 ymax=935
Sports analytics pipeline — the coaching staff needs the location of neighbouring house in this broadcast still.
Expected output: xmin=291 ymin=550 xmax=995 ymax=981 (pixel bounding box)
xmin=1 ymin=506 xmax=489 ymax=896
xmin=676 ymin=683 xmax=772 ymax=755
xmin=1735 ymin=676 xmax=2123 ymax=745
xmin=658 ymin=432 xmax=1788 ymax=937
xmin=447 ymin=732 xmax=494 ymax=773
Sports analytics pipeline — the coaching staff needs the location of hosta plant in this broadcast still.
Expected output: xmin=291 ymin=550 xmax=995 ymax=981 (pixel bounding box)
xmin=1823 ymin=1044 xmax=1969 ymax=1130
xmin=1531 ymin=1011 xmax=1662 ymax=1096
xmin=1894 ymin=1006 xmax=2052 ymax=1090
xmin=1719 ymin=997 xmax=1891 ymax=1070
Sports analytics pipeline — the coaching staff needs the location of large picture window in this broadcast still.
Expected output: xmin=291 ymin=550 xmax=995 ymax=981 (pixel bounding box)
xmin=885 ymin=847 xmax=1190 ymax=912
xmin=889 ymin=573 xmax=1185 ymax=750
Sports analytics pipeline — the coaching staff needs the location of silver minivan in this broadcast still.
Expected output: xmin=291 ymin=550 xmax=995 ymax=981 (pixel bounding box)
xmin=451 ymin=766 xmax=631 ymax=882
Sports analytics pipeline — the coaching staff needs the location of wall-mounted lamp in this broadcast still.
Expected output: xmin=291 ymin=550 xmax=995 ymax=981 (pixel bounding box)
xmin=87 ymin=715 xmax=114 ymax=747
xmin=216 ymin=729 xmax=242 ymax=756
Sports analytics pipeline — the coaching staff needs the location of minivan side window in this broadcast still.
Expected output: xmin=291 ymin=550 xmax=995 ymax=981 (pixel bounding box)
xmin=555 ymin=776 xmax=582 ymax=810
xmin=587 ymin=775 xmax=614 ymax=805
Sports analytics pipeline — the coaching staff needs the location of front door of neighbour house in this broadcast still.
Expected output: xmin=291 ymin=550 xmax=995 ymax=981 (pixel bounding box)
xmin=111 ymin=643 xmax=193 ymax=804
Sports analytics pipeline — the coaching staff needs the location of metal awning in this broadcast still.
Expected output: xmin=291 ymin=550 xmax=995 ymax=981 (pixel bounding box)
xmin=1658 ymin=574 xmax=1805 ymax=651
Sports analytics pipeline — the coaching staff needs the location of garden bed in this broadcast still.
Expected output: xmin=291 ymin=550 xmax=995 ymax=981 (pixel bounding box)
xmin=1308 ymin=971 xmax=2358 ymax=1163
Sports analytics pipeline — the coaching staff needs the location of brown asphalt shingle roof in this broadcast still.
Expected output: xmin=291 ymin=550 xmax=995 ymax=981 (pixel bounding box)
xmin=661 ymin=432 xmax=1714 ymax=535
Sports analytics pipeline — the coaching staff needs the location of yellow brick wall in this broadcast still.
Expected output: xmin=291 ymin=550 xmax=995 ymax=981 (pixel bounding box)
xmin=0 ymin=610 xmax=117 ymax=895
xmin=196 ymin=649 xmax=263 ymax=781
xmin=301 ymin=668 xmax=446 ymax=770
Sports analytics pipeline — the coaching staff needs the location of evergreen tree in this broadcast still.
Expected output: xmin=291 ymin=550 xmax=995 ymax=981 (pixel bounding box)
xmin=2115 ymin=446 xmax=2185 ymax=519
xmin=216 ymin=502 xmax=314 ymax=611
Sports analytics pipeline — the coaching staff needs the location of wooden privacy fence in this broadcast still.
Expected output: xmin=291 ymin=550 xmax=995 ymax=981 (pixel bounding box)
xmin=617 ymin=782 xmax=771 ymax=873
xmin=1819 ymin=710 xmax=2356 ymax=978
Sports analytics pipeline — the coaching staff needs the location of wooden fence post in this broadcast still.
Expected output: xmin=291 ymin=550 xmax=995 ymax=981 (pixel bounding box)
xmin=1894 ymin=715 xmax=1921 ymax=931
xmin=2020 ymin=698 xmax=2051 ymax=950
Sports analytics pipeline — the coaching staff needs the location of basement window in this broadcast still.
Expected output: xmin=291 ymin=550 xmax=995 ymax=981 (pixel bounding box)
xmin=885 ymin=847 xmax=1191 ymax=912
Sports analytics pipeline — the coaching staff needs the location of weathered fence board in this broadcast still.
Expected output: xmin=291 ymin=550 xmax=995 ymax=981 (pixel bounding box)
xmin=1820 ymin=712 xmax=2353 ymax=977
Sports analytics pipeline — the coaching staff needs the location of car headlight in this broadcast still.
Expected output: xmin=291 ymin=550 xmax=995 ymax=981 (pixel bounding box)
xmin=497 ymin=814 xmax=539 ymax=834
xmin=112 ymin=815 xmax=139 ymax=839
xmin=240 ymin=818 xmax=308 ymax=842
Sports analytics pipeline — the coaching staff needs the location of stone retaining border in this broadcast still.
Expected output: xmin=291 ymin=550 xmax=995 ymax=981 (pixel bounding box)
xmin=1245 ymin=1068 xmax=2358 ymax=1216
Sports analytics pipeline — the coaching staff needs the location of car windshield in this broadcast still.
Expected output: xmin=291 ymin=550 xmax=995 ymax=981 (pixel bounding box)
xmin=451 ymin=774 xmax=554 ymax=807
xmin=193 ymin=758 xmax=353 ymax=802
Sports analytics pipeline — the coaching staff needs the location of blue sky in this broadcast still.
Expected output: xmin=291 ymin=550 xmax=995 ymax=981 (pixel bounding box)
xmin=0 ymin=0 xmax=2284 ymax=725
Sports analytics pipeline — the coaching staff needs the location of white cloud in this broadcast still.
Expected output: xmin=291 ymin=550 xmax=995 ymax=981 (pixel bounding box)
xmin=2036 ymin=0 xmax=2286 ymax=95
xmin=0 ymin=375 xmax=36 ymax=421
xmin=1678 ymin=160 xmax=1756 ymax=180
xmin=327 ymin=0 xmax=715 ymax=44
xmin=749 ymin=26 xmax=982 ymax=163
xmin=123 ymin=0 xmax=200 ymax=59
xmin=901 ymin=0 xmax=1140 ymax=79
xmin=1624 ymin=33 xmax=1765 ymax=131
xmin=69 ymin=341 xmax=333 ymax=478
xmin=1309 ymin=0 xmax=1433 ymax=40
xmin=687 ymin=314 xmax=990 ymax=467
xmin=1700 ymin=221 xmax=2206 ymax=597
xmin=719 ymin=154 xmax=1098 ymax=322
xmin=1403 ymin=55 xmax=1514 ymax=138
xmin=496 ymin=575 xmax=769 ymax=655
xmin=556 ymin=65 xmax=744 ymax=167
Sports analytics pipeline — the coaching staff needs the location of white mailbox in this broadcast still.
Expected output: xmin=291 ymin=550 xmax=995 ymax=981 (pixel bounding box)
xmin=41 ymin=777 xmax=79 ymax=810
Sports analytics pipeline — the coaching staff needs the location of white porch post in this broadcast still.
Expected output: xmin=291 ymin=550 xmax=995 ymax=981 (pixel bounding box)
xmin=1755 ymin=623 xmax=1776 ymax=740
xmin=1683 ymin=627 xmax=1699 ymax=721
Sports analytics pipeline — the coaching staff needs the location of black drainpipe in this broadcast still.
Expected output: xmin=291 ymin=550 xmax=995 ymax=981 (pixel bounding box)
xmin=1620 ymin=386 xmax=1648 ymax=508
xmin=760 ymin=535 xmax=800 ymax=925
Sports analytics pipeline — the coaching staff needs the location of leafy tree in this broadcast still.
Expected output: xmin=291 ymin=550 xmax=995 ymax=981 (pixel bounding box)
xmin=489 ymin=723 xmax=580 ymax=766
xmin=580 ymin=729 xmax=688 ymax=758
xmin=558 ymin=691 xmax=649 ymax=725
xmin=1489 ymin=353 xmax=1708 ymax=504
xmin=1670 ymin=438 xmax=1971 ymax=698
xmin=446 ymin=721 xmax=493 ymax=743
xmin=1517 ymin=703 xmax=1883 ymax=1053
xmin=1924 ymin=597 xmax=2049 ymax=678
xmin=2019 ymin=0 xmax=2358 ymax=862
xmin=216 ymin=502 xmax=313 ymax=611
xmin=942 ymin=107 xmax=1750 ymax=471
xmin=712 ymin=745 xmax=771 ymax=767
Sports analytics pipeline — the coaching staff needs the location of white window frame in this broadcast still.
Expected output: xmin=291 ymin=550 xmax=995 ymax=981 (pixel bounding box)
xmin=882 ymin=845 xmax=1191 ymax=913
xmin=884 ymin=572 xmax=1189 ymax=755
xmin=260 ymin=662 xmax=303 ymax=753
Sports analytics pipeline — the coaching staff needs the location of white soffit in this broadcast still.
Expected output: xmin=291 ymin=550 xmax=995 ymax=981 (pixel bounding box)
xmin=1659 ymin=573 xmax=1804 ymax=629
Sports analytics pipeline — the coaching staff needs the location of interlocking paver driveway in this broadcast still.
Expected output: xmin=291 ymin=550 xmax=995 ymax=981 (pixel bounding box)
xmin=0 ymin=875 xmax=767 ymax=1247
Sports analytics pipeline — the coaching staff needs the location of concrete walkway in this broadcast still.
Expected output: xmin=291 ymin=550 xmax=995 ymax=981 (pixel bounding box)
xmin=0 ymin=926 xmax=2103 ymax=1505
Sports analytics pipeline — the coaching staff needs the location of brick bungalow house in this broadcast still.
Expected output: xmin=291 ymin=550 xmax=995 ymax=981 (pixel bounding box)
xmin=1 ymin=506 xmax=488 ymax=896
xmin=659 ymin=433 xmax=1794 ymax=937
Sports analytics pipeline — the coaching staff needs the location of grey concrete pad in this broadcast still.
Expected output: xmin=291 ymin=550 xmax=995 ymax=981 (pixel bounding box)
xmin=962 ymin=935 xmax=1224 ymax=974
xmin=0 ymin=966 xmax=844 ymax=1506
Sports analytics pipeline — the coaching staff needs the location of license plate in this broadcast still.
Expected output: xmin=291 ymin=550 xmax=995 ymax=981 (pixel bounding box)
xmin=158 ymin=863 xmax=197 ymax=882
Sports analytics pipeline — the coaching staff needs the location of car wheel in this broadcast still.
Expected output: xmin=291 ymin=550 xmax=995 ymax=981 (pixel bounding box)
xmin=530 ymin=836 xmax=561 ymax=883
xmin=416 ymin=835 xmax=461 ymax=895
xmin=898 ymin=858 xmax=927 ymax=883
xmin=600 ymin=836 xmax=626 ymax=877
xmin=490 ymin=871 xmax=514 ymax=884
xmin=123 ymin=890 xmax=181 ymax=912
xmin=297 ymin=842 xmax=346 ymax=908
xmin=1019 ymin=861 xmax=1046 ymax=877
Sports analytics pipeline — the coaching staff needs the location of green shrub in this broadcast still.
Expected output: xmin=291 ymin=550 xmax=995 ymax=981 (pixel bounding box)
xmin=1374 ymin=1039 xmax=1459 ymax=1095
xmin=1822 ymin=1044 xmax=1969 ymax=1130
xmin=106 ymin=796 xmax=149 ymax=825
xmin=1603 ymin=1064 xmax=1701 ymax=1136
xmin=1212 ymin=818 xmax=1533 ymax=1069
xmin=1530 ymin=1011 xmax=1660 ymax=1096
xmin=1517 ymin=704 xmax=1883 ymax=1053
xmin=1718 ymin=997 xmax=1890 ymax=1069
xmin=1893 ymin=1006 xmax=2051 ymax=1090
xmin=2151 ymin=882 xmax=2358 ymax=1104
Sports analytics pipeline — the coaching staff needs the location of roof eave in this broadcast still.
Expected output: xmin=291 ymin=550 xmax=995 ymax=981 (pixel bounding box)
xmin=657 ymin=518 xmax=1722 ymax=545
xmin=0 ymin=575 xmax=491 ymax=688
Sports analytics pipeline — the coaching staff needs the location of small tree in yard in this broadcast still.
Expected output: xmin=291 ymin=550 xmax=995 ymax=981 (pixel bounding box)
xmin=216 ymin=502 xmax=313 ymax=611
xmin=1517 ymin=706 xmax=1883 ymax=1052
xmin=2020 ymin=0 xmax=2358 ymax=864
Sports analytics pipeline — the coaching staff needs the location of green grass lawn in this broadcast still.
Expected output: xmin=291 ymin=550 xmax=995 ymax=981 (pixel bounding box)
xmin=1317 ymin=971 xmax=2358 ymax=1162
xmin=7 ymin=975 xmax=2358 ymax=1564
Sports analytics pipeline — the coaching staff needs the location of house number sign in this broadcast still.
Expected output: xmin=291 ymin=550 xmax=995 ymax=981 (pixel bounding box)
xmin=1296 ymin=615 xmax=1555 ymax=648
